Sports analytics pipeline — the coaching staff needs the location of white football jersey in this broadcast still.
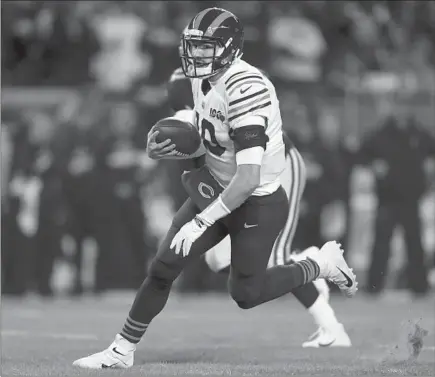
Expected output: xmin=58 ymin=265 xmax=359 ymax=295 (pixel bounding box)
xmin=191 ymin=59 xmax=285 ymax=196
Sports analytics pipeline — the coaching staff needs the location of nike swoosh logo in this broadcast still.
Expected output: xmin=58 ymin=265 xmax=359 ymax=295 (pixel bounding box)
xmin=244 ymin=223 xmax=258 ymax=229
xmin=319 ymin=339 xmax=336 ymax=347
xmin=337 ymin=267 xmax=353 ymax=287
xmin=240 ymin=85 xmax=252 ymax=94
xmin=102 ymin=362 xmax=119 ymax=368
xmin=112 ymin=347 xmax=126 ymax=356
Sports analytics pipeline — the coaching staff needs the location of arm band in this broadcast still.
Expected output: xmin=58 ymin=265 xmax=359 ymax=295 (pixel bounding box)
xmin=231 ymin=125 xmax=268 ymax=153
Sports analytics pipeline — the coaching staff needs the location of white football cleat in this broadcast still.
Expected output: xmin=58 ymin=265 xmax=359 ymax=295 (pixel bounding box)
xmin=306 ymin=241 xmax=358 ymax=297
xmin=302 ymin=323 xmax=352 ymax=348
xmin=73 ymin=334 xmax=135 ymax=369
xmin=302 ymin=327 xmax=322 ymax=347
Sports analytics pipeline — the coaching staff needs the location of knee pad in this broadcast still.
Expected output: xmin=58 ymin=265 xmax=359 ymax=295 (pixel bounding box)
xmin=228 ymin=274 xmax=262 ymax=309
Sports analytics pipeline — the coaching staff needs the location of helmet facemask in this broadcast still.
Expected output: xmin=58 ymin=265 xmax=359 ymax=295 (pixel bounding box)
xmin=180 ymin=31 xmax=237 ymax=79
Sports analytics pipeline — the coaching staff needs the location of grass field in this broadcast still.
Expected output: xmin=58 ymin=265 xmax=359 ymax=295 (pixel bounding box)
xmin=2 ymin=291 xmax=434 ymax=377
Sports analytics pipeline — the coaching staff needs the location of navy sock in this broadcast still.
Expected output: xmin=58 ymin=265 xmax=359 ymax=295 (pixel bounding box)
xmin=287 ymin=260 xmax=319 ymax=308
xmin=120 ymin=276 xmax=173 ymax=344
xmin=297 ymin=259 xmax=320 ymax=285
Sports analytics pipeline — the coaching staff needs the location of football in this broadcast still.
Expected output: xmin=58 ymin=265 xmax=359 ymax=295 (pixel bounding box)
xmin=153 ymin=117 xmax=201 ymax=156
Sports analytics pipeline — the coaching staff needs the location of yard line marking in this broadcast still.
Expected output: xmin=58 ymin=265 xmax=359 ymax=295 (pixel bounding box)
xmin=2 ymin=330 xmax=98 ymax=341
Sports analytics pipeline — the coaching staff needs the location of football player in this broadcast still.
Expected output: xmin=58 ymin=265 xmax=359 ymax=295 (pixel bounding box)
xmin=73 ymin=8 xmax=357 ymax=369
xmin=167 ymin=66 xmax=351 ymax=348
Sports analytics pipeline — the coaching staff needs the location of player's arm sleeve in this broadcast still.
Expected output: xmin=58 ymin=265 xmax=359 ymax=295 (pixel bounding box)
xmin=226 ymin=74 xmax=271 ymax=166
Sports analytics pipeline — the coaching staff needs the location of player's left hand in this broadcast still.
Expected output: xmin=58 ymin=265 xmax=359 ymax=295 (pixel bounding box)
xmin=146 ymin=129 xmax=177 ymax=160
xmin=170 ymin=216 xmax=208 ymax=257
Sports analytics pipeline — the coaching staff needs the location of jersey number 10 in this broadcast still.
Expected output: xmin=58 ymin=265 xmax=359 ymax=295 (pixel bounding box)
xmin=195 ymin=111 xmax=226 ymax=157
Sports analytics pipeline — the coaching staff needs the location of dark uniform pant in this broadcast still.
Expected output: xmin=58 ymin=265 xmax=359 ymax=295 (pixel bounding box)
xmin=368 ymin=201 xmax=429 ymax=294
xmin=149 ymin=187 xmax=288 ymax=308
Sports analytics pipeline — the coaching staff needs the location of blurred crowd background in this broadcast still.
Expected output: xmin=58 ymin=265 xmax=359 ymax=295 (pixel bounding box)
xmin=2 ymin=0 xmax=435 ymax=298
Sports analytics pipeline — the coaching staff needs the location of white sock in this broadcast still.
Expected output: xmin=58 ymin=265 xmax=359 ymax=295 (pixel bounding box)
xmin=308 ymin=295 xmax=340 ymax=330
xmin=116 ymin=334 xmax=136 ymax=352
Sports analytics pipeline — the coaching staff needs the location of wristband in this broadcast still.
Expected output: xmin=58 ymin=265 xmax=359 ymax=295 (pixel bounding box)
xmin=197 ymin=195 xmax=231 ymax=226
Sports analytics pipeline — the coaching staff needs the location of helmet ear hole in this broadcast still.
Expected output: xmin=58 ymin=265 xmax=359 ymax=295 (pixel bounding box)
xmin=220 ymin=56 xmax=230 ymax=65
xmin=220 ymin=52 xmax=234 ymax=66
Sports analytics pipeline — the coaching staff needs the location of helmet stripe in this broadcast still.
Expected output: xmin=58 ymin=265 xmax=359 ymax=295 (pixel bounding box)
xmin=192 ymin=8 xmax=213 ymax=30
xmin=204 ymin=12 xmax=233 ymax=37
xmin=198 ymin=8 xmax=223 ymax=32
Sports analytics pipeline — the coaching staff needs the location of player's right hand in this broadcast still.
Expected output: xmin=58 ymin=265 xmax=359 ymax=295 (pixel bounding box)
xmin=146 ymin=129 xmax=177 ymax=160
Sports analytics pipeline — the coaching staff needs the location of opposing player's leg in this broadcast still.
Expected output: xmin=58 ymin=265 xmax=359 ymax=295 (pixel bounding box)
xmin=271 ymin=149 xmax=351 ymax=347
xmin=291 ymin=248 xmax=351 ymax=347
xmin=204 ymin=236 xmax=231 ymax=273
xmin=73 ymin=198 xmax=228 ymax=369
xmin=269 ymin=149 xmax=322 ymax=303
